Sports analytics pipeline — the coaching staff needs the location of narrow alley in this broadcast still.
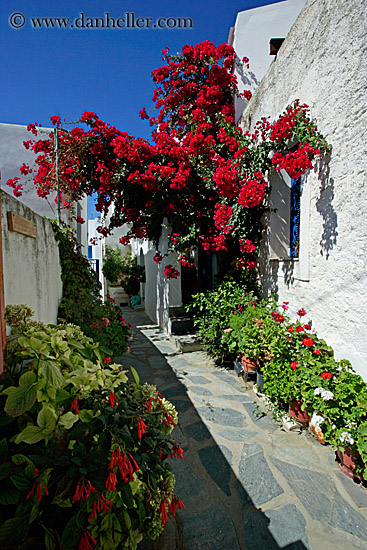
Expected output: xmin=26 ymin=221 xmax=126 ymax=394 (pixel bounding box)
xmin=116 ymin=309 xmax=367 ymax=550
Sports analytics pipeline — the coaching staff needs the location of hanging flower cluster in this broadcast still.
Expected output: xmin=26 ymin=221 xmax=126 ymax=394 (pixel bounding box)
xmin=7 ymin=42 xmax=331 ymax=280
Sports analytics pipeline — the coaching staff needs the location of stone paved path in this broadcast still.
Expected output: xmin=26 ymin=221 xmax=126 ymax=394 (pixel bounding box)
xmin=117 ymin=309 xmax=367 ymax=550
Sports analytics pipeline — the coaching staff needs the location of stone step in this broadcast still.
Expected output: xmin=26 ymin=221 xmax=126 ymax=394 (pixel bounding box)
xmin=169 ymin=334 xmax=203 ymax=353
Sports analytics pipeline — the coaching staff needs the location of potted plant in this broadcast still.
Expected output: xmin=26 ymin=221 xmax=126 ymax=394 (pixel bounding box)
xmin=306 ymin=363 xmax=367 ymax=480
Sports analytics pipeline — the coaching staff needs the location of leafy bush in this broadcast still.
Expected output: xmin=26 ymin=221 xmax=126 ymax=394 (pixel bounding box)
xmin=52 ymin=222 xmax=129 ymax=356
xmin=186 ymin=280 xmax=257 ymax=363
xmin=102 ymin=246 xmax=124 ymax=285
xmin=120 ymin=252 xmax=145 ymax=297
xmin=0 ymin=313 xmax=183 ymax=549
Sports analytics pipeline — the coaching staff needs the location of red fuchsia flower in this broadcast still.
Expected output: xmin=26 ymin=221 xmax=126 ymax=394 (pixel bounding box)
xmin=172 ymin=445 xmax=184 ymax=459
xmin=297 ymin=308 xmax=306 ymax=317
xmin=104 ymin=357 xmax=111 ymax=364
xmin=26 ymin=469 xmax=49 ymax=503
xmin=71 ymin=480 xmax=97 ymax=503
xmin=72 ymin=397 xmax=79 ymax=414
xmin=137 ymin=417 xmax=148 ymax=439
xmin=160 ymin=500 xmax=168 ymax=526
xmin=105 ymin=468 xmax=117 ymax=492
xmin=109 ymin=391 xmax=118 ymax=408
xmin=321 ymin=372 xmax=333 ymax=380
xmin=313 ymin=349 xmax=321 ymax=355
xmin=302 ymin=338 xmax=314 ymax=347
xmin=295 ymin=326 xmax=304 ymax=333
xmin=290 ymin=361 xmax=300 ymax=371
xmin=88 ymin=494 xmax=114 ymax=522
xmin=169 ymin=496 xmax=185 ymax=516
xmin=78 ymin=530 xmax=97 ymax=550
xmin=145 ymin=398 xmax=152 ymax=412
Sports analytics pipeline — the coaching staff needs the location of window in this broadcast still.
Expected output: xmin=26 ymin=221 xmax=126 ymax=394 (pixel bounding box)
xmin=290 ymin=176 xmax=301 ymax=258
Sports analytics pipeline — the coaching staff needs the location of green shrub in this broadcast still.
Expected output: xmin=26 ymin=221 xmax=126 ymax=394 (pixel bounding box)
xmin=52 ymin=222 xmax=129 ymax=356
xmin=0 ymin=316 xmax=183 ymax=549
xmin=102 ymin=246 xmax=124 ymax=285
xmin=186 ymin=280 xmax=257 ymax=363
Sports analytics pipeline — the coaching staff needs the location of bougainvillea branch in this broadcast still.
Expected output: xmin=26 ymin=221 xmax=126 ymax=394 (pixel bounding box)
xmin=7 ymin=41 xmax=331 ymax=279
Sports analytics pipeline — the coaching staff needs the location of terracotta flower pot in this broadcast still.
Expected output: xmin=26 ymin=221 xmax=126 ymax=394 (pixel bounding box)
xmin=309 ymin=411 xmax=326 ymax=444
xmin=241 ymin=355 xmax=258 ymax=373
xmin=288 ymin=399 xmax=310 ymax=424
xmin=336 ymin=448 xmax=365 ymax=481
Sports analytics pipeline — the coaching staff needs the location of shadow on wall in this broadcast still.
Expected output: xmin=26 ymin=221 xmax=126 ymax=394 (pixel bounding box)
xmin=316 ymin=159 xmax=338 ymax=259
xmin=258 ymin=216 xmax=280 ymax=299
xmin=281 ymin=260 xmax=295 ymax=289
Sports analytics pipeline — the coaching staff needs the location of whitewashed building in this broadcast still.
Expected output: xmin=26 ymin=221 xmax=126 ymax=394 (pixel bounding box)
xmin=237 ymin=0 xmax=367 ymax=378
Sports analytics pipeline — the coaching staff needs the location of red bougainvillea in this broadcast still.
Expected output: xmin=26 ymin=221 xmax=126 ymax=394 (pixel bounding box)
xmin=7 ymin=43 xmax=331 ymax=280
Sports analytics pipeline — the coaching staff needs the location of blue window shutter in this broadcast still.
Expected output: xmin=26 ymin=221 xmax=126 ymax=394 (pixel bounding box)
xmin=290 ymin=177 xmax=301 ymax=258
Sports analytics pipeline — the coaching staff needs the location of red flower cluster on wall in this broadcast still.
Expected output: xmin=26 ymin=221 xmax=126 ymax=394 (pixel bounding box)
xmin=7 ymin=41 xmax=330 ymax=281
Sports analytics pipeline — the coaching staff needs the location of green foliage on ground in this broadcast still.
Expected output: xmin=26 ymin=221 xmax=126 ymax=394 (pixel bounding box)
xmin=0 ymin=309 xmax=182 ymax=549
xmin=52 ymin=222 xmax=129 ymax=356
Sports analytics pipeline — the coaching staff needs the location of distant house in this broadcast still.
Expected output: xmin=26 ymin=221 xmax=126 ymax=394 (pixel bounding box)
xmin=0 ymin=122 xmax=88 ymax=324
xmin=237 ymin=0 xmax=367 ymax=379
xmin=0 ymin=122 xmax=88 ymax=252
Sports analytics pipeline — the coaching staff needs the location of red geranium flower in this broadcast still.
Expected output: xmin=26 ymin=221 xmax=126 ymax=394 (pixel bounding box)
xmin=302 ymin=338 xmax=314 ymax=347
xmin=297 ymin=308 xmax=306 ymax=316
xmin=321 ymin=372 xmax=333 ymax=379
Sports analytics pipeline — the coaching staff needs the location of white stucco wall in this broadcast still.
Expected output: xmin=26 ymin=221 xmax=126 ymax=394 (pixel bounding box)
xmin=0 ymin=123 xmax=89 ymax=253
xmin=131 ymin=223 xmax=182 ymax=332
xmin=2 ymin=190 xmax=62 ymax=324
xmin=238 ymin=0 xmax=367 ymax=378
xmin=232 ymin=0 xmax=306 ymax=121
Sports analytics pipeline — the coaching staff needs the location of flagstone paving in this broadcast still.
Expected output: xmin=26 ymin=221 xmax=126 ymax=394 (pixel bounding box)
xmin=117 ymin=309 xmax=367 ymax=550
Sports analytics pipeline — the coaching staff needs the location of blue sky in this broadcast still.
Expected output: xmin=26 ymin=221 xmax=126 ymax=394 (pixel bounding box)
xmin=1 ymin=0 xmax=283 ymax=141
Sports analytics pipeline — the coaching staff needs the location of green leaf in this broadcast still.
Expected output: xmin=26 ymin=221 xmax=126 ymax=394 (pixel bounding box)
xmin=0 ymin=515 xmax=29 ymax=545
xmin=15 ymin=425 xmax=45 ymax=444
xmin=130 ymin=366 xmax=140 ymax=385
xmin=0 ymin=479 xmax=21 ymax=505
xmin=4 ymin=375 xmax=37 ymax=417
xmin=37 ymin=404 xmax=57 ymax=435
xmin=61 ymin=513 xmax=84 ymax=550
xmin=78 ymin=409 xmax=94 ymax=423
xmin=0 ymin=462 xmax=16 ymax=481
xmin=40 ymin=360 xmax=65 ymax=388
xmin=59 ymin=411 xmax=78 ymax=429
xmin=56 ymin=388 xmax=71 ymax=404
xmin=52 ymin=494 xmax=72 ymax=508
xmin=0 ymin=437 xmax=7 ymax=460
xmin=44 ymin=527 xmax=58 ymax=550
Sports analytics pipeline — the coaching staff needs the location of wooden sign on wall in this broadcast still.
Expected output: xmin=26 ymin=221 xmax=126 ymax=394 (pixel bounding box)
xmin=7 ymin=211 xmax=37 ymax=238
